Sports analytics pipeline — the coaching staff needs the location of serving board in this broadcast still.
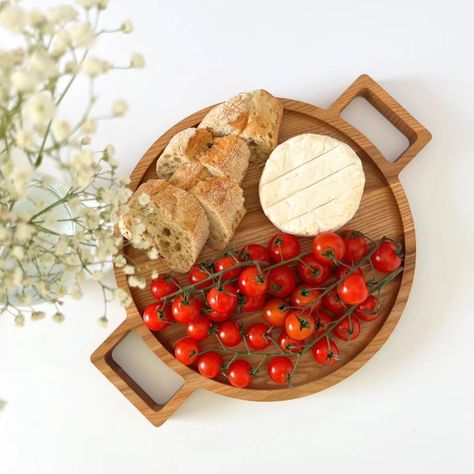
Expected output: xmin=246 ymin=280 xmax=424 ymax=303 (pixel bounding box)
xmin=91 ymin=75 xmax=431 ymax=426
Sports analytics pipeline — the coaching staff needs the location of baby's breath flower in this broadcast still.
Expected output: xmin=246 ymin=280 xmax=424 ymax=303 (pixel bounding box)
xmin=112 ymin=99 xmax=128 ymax=117
xmin=52 ymin=119 xmax=71 ymax=141
xmin=128 ymin=275 xmax=146 ymax=289
xmin=29 ymin=51 xmax=58 ymax=80
xmin=14 ymin=129 xmax=34 ymax=149
xmin=15 ymin=313 xmax=25 ymax=327
xmin=15 ymin=223 xmax=34 ymax=242
xmin=69 ymin=23 xmax=95 ymax=48
xmin=151 ymin=269 xmax=159 ymax=280
xmin=24 ymin=93 xmax=55 ymax=126
xmin=52 ymin=312 xmax=65 ymax=324
xmin=26 ymin=9 xmax=46 ymax=28
xmin=121 ymin=20 xmax=133 ymax=33
xmin=82 ymin=57 xmax=110 ymax=77
xmin=147 ymin=248 xmax=159 ymax=260
xmin=11 ymin=246 xmax=25 ymax=260
xmin=123 ymin=265 xmax=135 ymax=275
xmin=97 ymin=315 xmax=109 ymax=327
xmin=11 ymin=70 xmax=37 ymax=93
xmin=71 ymin=288 xmax=83 ymax=300
xmin=31 ymin=311 xmax=46 ymax=321
xmin=114 ymin=254 xmax=127 ymax=268
xmin=46 ymin=6 xmax=78 ymax=25
xmin=0 ymin=5 xmax=25 ymax=33
xmin=104 ymin=144 xmax=115 ymax=159
xmin=130 ymin=53 xmax=145 ymax=69
xmin=81 ymin=117 xmax=97 ymax=134
xmin=50 ymin=30 xmax=70 ymax=56
xmin=114 ymin=288 xmax=132 ymax=306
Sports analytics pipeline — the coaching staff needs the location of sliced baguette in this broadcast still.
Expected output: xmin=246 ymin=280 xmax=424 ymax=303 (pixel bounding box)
xmin=119 ymin=179 xmax=209 ymax=273
xmin=189 ymin=176 xmax=246 ymax=250
xmin=169 ymin=162 xmax=210 ymax=190
xmin=155 ymin=128 xmax=213 ymax=179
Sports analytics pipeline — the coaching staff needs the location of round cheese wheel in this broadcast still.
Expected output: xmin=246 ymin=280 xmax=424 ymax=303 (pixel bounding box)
xmin=259 ymin=134 xmax=365 ymax=236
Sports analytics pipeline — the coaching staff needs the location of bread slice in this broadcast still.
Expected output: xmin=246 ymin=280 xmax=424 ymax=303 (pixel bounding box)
xmin=189 ymin=176 xmax=246 ymax=250
xmin=169 ymin=162 xmax=211 ymax=190
xmin=156 ymin=128 xmax=213 ymax=179
xmin=119 ymin=179 xmax=209 ymax=273
xmin=198 ymin=135 xmax=250 ymax=184
xmin=198 ymin=89 xmax=283 ymax=162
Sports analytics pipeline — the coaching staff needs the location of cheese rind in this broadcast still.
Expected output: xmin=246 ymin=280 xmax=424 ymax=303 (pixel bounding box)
xmin=259 ymin=134 xmax=365 ymax=236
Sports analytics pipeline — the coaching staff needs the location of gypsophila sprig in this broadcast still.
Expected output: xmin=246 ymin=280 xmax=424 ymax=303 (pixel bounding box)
xmin=0 ymin=0 xmax=143 ymax=325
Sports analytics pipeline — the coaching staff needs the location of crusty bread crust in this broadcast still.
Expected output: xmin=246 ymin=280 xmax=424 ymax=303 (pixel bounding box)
xmin=169 ymin=162 xmax=211 ymax=190
xmin=198 ymin=89 xmax=283 ymax=162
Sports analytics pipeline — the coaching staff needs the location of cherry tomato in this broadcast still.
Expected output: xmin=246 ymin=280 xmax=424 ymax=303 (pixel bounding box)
xmin=142 ymin=302 xmax=173 ymax=331
xmin=322 ymin=289 xmax=346 ymax=314
xmin=355 ymin=295 xmax=379 ymax=321
xmin=268 ymin=265 xmax=297 ymax=298
xmin=297 ymin=253 xmax=330 ymax=286
xmin=240 ymin=293 xmax=267 ymax=312
xmin=337 ymin=274 xmax=368 ymax=306
xmin=311 ymin=338 xmax=339 ymax=366
xmin=174 ymin=337 xmax=200 ymax=366
xmin=334 ymin=316 xmax=360 ymax=341
xmin=341 ymin=230 xmax=368 ymax=263
xmin=171 ymin=295 xmax=202 ymax=323
xmin=207 ymin=308 xmax=233 ymax=323
xmin=238 ymin=266 xmax=269 ymax=296
xmin=150 ymin=275 xmax=178 ymax=300
xmin=291 ymin=285 xmax=322 ymax=310
xmin=263 ymin=298 xmax=290 ymax=327
xmin=371 ymin=241 xmax=402 ymax=273
xmin=239 ymin=244 xmax=271 ymax=266
xmin=336 ymin=265 xmax=363 ymax=280
xmin=278 ymin=331 xmax=305 ymax=353
xmin=312 ymin=232 xmax=346 ymax=265
xmin=188 ymin=263 xmax=213 ymax=290
xmin=227 ymin=359 xmax=252 ymax=388
xmin=268 ymin=233 xmax=301 ymax=263
xmin=207 ymin=284 xmax=238 ymax=313
xmin=315 ymin=311 xmax=334 ymax=337
xmin=217 ymin=320 xmax=242 ymax=347
xmin=186 ymin=315 xmax=211 ymax=341
xmin=197 ymin=351 xmax=223 ymax=379
xmin=245 ymin=323 xmax=271 ymax=350
xmin=285 ymin=310 xmax=315 ymax=341
xmin=214 ymin=255 xmax=241 ymax=280
xmin=267 ymin=356 xmax=293 ymax=384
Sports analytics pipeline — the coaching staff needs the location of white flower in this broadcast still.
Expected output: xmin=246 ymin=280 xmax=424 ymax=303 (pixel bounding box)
xmin=31 ymin=311 xmax=46 ymax=321
xmin=11 ymin=70 xmax=37 ymax=93
xmin=52 ymin=120 xmax=71 ymax=141
xmin=77 ymin=0 xmax=108 ymax=9
xmin=112 ymin=99 xmax=128 ymax=117
xmin=15 ymin=129 xmax=34 ymax=149
xmin=15 ymin=313 xmax=25 ymax=327
xmin=15 ymin=223 xmax=34 ymax=242
xmin=29 ymin=51 xmax=58 ymax=80
xmin=24 ymin=93 xmax=55 ymax=126
xmin=151 ymin=269 xmax=159 ymax=279
xmin=46 ymin=6 xmax=78 ymax=25
xmin=26 ymin=10 xmax=46 ymax=28
xmin=121 ymin=20 xmax=133 ymax=33
xmin=0 ymin=227 xmax=11 ymax=242
xmin=50 ymin=30 xmax=70 ymax=56
xmin=138 ymin=193 xmax=150 ymax=207
xmin=71 ymin=288 xmax=82 ymax=300
xmin=12 ymin=267 xmax=23 ymax=285
xmin=114 ymin=254 xmax=126 ymax=268
xmin=81 ymin=117 xmax=97 ymax=134
xmin=123 ymin=265 xmax=135 ymax=275
xmin=69 ymin=23 xmax=95 ymax=48
xmin=0 ymin=5 xmax=25 ymax=33
xmin=97 ymin=315 xmax=108 ymax=327
xmin=147 ymin=248 xmax=159 ymax=260
xmin=120 ymin=176 xmax=131 ymax=186
xmin=52 ymin=312 xmax=65 ymax=323
xmin=114 ymin=288 xmax=132 ymax=306
xmin=128 ymin=275 xmax=146 ymax=289
xmin=11 ymin=165 xmax=33 ymax=199
xmin=82 ymin=57 xmax=110 ymax=77
xmin=11 ymin=246 xmax=25 ymax=260
xmin=130 ymin=53 xmax=145 ymax=69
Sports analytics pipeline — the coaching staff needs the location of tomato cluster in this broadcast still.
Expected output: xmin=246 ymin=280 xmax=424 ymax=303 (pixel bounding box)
xmin=142 ymin=231 xmax=403 ymax=388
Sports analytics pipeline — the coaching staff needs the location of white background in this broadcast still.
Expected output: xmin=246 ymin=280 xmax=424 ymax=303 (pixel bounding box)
xmin=1 ymin=0 xmax=474 ymax=473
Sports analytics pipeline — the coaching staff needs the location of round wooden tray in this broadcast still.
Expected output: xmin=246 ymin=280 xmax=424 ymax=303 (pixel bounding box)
xmin=91 ymin=75 xmax=431 ymax=426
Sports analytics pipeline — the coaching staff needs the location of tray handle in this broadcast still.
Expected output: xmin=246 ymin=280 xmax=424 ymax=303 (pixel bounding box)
xmin=329 ymin=74 xmax=432 ymax=175
xmin=91 ymin=318 xmax=194 ymax=426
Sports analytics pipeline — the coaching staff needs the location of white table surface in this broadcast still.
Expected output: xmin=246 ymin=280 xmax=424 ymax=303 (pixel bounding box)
xmin=1 ymin=0 xmax=474 ymax=473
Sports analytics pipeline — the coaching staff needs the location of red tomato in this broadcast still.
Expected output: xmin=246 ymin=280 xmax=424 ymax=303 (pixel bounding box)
xmin=278 ymin=331 xmax=305 ymax=353
xmin=142 ymin=302 xmax=173 ymax=331
xmin=285 ymin=310 xmax=315 ymax=341
xmin=291 ymin=285 xmax=322 ymax=310
xmin=239 ymin=244 xmax=271 ymax=266
xmin=355 ymin=295 xmax=379 ymax=321
xmin=188 ymin=263 xmax=213 ymax=290
xmin=174 ymin=338 xmax=200 ymax=365
xmin=238 ymin=266 xmax=269 ymax=296
xmin=214 ymin=255 xmax=241 ymax=280
xmin=312 ymin=232 xmax=347 ymax=265
xmin=197 ymin=351 xmax=223 ymax=379
xmin=334 ymin=316 xmax=360 ymax=341
xmin=186 ymin=315 xmax=211 ymax=341
xmin=337 ymin=274 xmax=368 ymax=306
xmin=207 ymin=284 xmax=238 ymax=313
xmin=263 ymin=298 xmax=290 ymax=327
xmin=150 ymin=275 xmax=178 ymax=300
xmin=245 ymin=323 xmax=271 ymax=350
xmin=371 ymin=241 xmax=402 ymax=273
xmin=268 ymin=233 xmax=301 ymax=263
xmin=171 ymin=295 xmax=202 ymax=323
xmin=315 ymin=311 xmax=334 ymax=337
xmin=240 ymin=293 xmax=267 ymax=312
xmin=311 ymin=338 xmax=339 ymax=366
xmin=297 ymin=254 xmax=330 ymax=286
xmin=217 ymin=320 xmax=242 ymax=347
xmin=322 ymin=289 xmax=346 ymax=314
xmin=267 ymin=265 xmax=297 ymax=298
xmin=267 ymin=356 xmax=293 ymax=384
xmin=341 ymin=230 xmax=368 ymax=263
xmin=207 ymin=308 xmax=233 ymax=323
xmin=336 ymin=265 xmax=363 ymax=280
xmin=227 ymin=359 xmax=252 ymax=388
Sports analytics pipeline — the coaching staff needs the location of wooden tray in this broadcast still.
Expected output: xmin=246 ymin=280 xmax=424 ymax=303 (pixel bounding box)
xmin=91 ymin=74 xmax=431 ymax=426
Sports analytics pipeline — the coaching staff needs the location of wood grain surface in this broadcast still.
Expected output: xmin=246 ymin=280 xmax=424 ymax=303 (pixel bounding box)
xmin=91 ymin=75 xmax=431 ymax=426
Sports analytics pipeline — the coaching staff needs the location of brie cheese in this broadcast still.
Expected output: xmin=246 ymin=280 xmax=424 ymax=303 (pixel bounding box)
xmin=259 ymin=134 xmax=365 ymax=236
